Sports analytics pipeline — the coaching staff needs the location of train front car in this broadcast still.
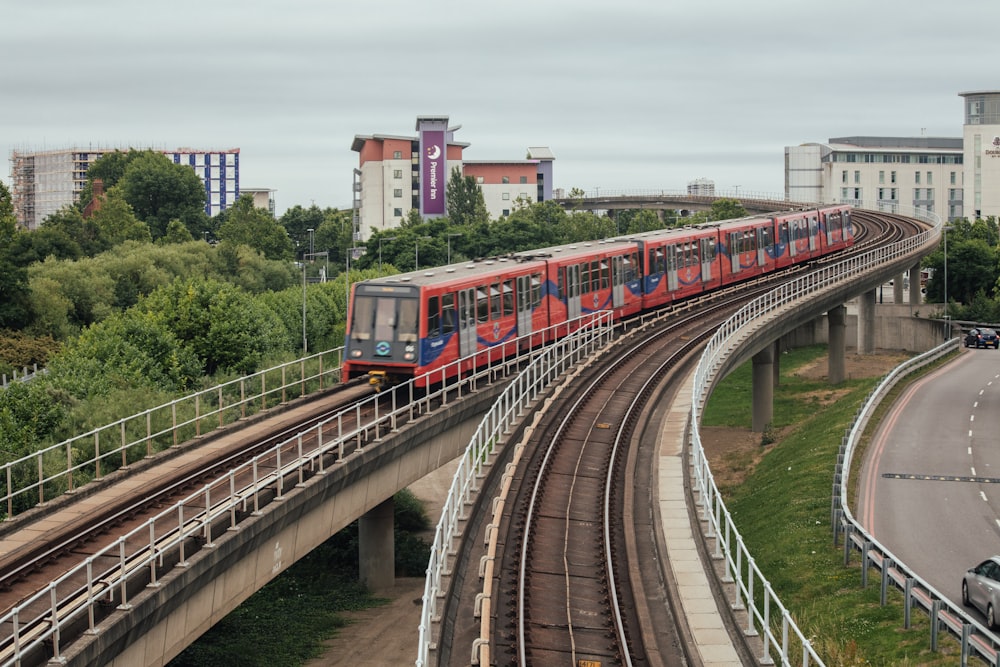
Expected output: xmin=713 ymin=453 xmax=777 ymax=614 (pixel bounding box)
xmin=342 ymin=281 xmax=421 ymax=389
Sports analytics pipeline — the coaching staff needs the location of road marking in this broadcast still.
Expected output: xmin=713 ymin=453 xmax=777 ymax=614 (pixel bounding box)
xmin=974 ymin=401 xmax=979 ymax=408
xmin=972 ymin=466 xmax=978 ymax=476
xmin=882 ymin=472 xmax=1000 ymax=484
xmin=982 ymin=491 xmax=989 ymax=503
xmin=971 ymin=415 xmax=975 ymax=422
xmin=969 ymin=447 xmax=973 ymax=455
xmin=970 ymin=430 xmax=974 ymax=438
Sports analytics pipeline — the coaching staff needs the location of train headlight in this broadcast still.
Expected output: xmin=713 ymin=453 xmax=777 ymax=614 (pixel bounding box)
xmin=351 ymin=349 xmax=363 ymax=358
xmin=403 ymin=352 xmax=415 ymax=360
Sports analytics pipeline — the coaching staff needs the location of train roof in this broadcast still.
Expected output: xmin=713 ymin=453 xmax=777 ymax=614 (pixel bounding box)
xmin=359 ymin=255 xmax=548 ymax=288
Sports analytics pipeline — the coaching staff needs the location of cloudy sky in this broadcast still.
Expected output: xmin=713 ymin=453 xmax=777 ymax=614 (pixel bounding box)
xmin=3 ymin=0 xmax=997 ymax=215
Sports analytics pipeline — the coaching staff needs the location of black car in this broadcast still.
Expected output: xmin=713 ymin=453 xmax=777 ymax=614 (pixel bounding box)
xmin=965 ymin=328 xmax=1000 ymax=349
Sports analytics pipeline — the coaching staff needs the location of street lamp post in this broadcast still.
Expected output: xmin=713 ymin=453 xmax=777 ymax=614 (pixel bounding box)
xmin=379 ymin=236 xmax=397 ymax=271
xmin=301 ymin=262 xmax=308 ymax=354
xmin=415 ymin=236 xmax=431 ymax=270
xmin=943 ymin=225 xmax=951 ymax=339
xmin=308 ymin=228 xmax=314 ymax=255
xmin=733 ymin=185 xmax=741 ymax=198
xmin=447 ymin=233 xmax=463 ymax=264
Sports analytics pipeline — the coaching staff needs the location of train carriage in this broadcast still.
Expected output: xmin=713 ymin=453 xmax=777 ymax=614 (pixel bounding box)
xmin=633 ymin=226 xmax=724 ymax=310
xmin=516 ymin=239 xmax=644 ymax=337
xmin=772 ymin=210 xmax=822 ymax=267
xmin=342 ymin=256 xmax=548 ymax=387
xmin=716 ymin=217 xmax=779 ymax=285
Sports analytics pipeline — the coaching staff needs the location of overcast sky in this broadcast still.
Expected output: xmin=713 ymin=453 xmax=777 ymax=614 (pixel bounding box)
xmin=4 ymin=0 xmax=997 ymax=215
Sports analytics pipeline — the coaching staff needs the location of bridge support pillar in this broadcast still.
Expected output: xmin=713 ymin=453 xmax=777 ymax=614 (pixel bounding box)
xmin=359 ymin=497 xmax=395 ymax=594
xmin=909 ymin=265 xmax=922 ymax=307
xmin=893 ymin=273 xmax=905 ymax=304
xmin=752 ymin=346 xmax=774 ymax=433
xmin=858 ymin=290 xmax=876 ymax=354
xmin=828 ymin=305 xmax=847 ymax=385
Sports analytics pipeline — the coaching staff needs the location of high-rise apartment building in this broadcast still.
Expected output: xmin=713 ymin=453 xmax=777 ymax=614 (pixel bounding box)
xmin=9 ymin=147 xmax=240 ymax=229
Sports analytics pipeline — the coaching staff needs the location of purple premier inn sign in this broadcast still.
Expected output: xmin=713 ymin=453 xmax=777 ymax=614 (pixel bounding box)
xmin=421 ymin=130 xmax=445 ymax=215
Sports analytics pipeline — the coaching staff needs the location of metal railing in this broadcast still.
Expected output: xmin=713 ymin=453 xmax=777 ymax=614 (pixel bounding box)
xmin=833 ymin=338 xmax=1000 ymax=665
xmin=0 ymin=313 xmax=614 ymax=667
xmin=0 ymin=348 xmax=345 ymax=521
xmin=415 ymin=311 xmax=615 ymax=667
xmin=688 ymin=209 xmax=941 ymax=665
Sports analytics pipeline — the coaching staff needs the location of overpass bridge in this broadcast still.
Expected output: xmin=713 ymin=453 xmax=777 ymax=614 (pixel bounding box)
xmin=0 ymin=208 xmax=946 ymax=666
xmin=551 ymin=188 xmax=805 ymax=218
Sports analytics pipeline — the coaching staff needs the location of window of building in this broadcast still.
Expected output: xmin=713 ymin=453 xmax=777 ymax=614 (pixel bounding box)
xmin=502 ymin=209 xmax=510 ymax=217
xmin=393 ymin=208 xmax=403 ymax=217
xmin=393 ymin=189 xmax=402 ymax=198
xmin=927 ymin=189 xmax=934 ymax=201
xmin=519 ymin=176 xmax=528 ymax=184
xmin=950 ymin=171 xmax=957 ymax=185
xmin=853 ymin=170 xmax=860 ymax=184
xmin=879 ymin=171 xmax=885 ymax=184
xmin=915 ymin=171 xmax=920 ymax=184
xmin=394 ymin=169 xmax=403 ymax=179
xmin=476 ymin=176 xmax=484 ymax=184
xmin=841 ymin=170 xmax=848 ymax=184
xmin=502 ymin=176 xmax=509 ymax=184
xmin=393 ymin=151 xmax=402 ymax=159
xmin=891 ymin=171 xmax=897 ymax=184
xmin=927 ymin=171 xmax=932 ymax=185
xmin=502 ymin=193 xmax=510 ymax=200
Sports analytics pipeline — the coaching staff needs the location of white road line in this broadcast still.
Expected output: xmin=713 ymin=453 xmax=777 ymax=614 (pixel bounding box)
xmin=982 ymin=491 xmax=990 ymax=503
xmin=974 ymin=401 xmax=979 ymax=408
xmin=971 ymin=415 xmax=975 ymax=422
xmin=981 ymin=389 xmax=986 ymax=396
xmin=969 ymin=447 xmax=974 ymax=455
xmin=970 ymin=430 xmax=974 ymax=438
xmin=972 ymin=466 xmax=977 ymax=476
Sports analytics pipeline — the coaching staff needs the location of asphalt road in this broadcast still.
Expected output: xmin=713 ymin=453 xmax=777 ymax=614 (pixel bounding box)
xmin=857 ymin=344 xmax=1000 ymax=623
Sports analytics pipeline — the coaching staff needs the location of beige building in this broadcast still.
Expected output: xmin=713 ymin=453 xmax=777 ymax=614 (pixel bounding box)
xmin=959 ymin=91 xmax=1000 ymax=219
xmin=785 ymin=137 xmax=964 ymax=220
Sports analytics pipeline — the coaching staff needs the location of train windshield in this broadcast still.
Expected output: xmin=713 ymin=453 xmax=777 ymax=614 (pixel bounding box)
xmin=350 ymin=296 xmax=419 ymax=343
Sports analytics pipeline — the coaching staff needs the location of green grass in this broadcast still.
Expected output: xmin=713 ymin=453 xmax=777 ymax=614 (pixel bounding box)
xmin=703 ymin=345 xmax=962 ymax=665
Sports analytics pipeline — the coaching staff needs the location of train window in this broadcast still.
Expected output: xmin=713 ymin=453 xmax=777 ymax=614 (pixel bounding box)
xmin=706 ymin=238 xmax=717 ymax=261
xmin=350 ymin=296 xmax=375 ymax=341
xmin=503 ymin=280 xmax=514 ymax=316
xmin=600 ymin=261 xmax=609 ymax=289
xmin=531 ymin=274 xmax=542 ymax=307
xmin=624 ymin=254 xmax=635 ymax=282
xmin=428 ymin=296 xmax=440 ymax=338
xmin=591 ymin=261 xmax=601 ymax=292
xmin=442 ymin=292 xmax=455 ymax=335
xmin=490 ymin=281 xmax=501 ymax=319
xmin=373 ymin=298 xmax=397 ymax=342
xmin=477 ymin=286 xmax=489 ymax=323
xmin=582 ymin=263 xmax=590 ymax=294
xmin=649 ymin=246 xmax=675 ymax=274
xmin=398 ymin=299 xmax=418 ymax=342
xmin=558 ymin=269 xmax=565 ymax=300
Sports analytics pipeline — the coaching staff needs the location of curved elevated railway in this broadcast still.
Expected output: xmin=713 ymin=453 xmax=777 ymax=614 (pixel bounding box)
xmin=0 ymin=211 xmax=927 ymax=666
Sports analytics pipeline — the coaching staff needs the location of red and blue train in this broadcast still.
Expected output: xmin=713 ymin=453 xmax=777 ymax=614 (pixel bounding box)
xmin=342 ymin=205 xmax=853 ymax=388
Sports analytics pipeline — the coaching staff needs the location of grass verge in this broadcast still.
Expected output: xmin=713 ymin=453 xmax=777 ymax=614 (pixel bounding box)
xmin=701 ymin=345 xmax=962 ymax=666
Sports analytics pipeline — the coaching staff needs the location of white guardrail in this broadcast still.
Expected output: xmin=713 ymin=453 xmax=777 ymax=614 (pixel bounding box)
xmin=0 ymin=313 xmax=614 ymax=667
xmin=687 ymin=209 xmax=961 ymax=666
xmin=0 ymin=348 xmax=347 ymax=520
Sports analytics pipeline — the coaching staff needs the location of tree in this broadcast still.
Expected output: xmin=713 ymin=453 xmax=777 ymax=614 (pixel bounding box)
xmin=709 ymin=198 xmax=747 ymax=222
xmin=159 ymin=219 xmax=195 ymax=245
xmin=117 ymin=151 xmax=208 ymax=239
xmin=216 ymin=195 xmax=293 ymax=260
xmin=78 ymin=150 xmax=134 ymax=210
xmin=446 ymin=167 xmax=489 ymax=227
xmin=0 ymin=181 xmax=32 ymax=329
xmin=280 ymin=204 xmax=328 ymax=256
xmin=40 ymin=206 xmax=109 ymax=257
xmin=140 ymin=278 xmax=288 ymax=375
xmin=90 ymin=186 xmax=151 ymax=246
